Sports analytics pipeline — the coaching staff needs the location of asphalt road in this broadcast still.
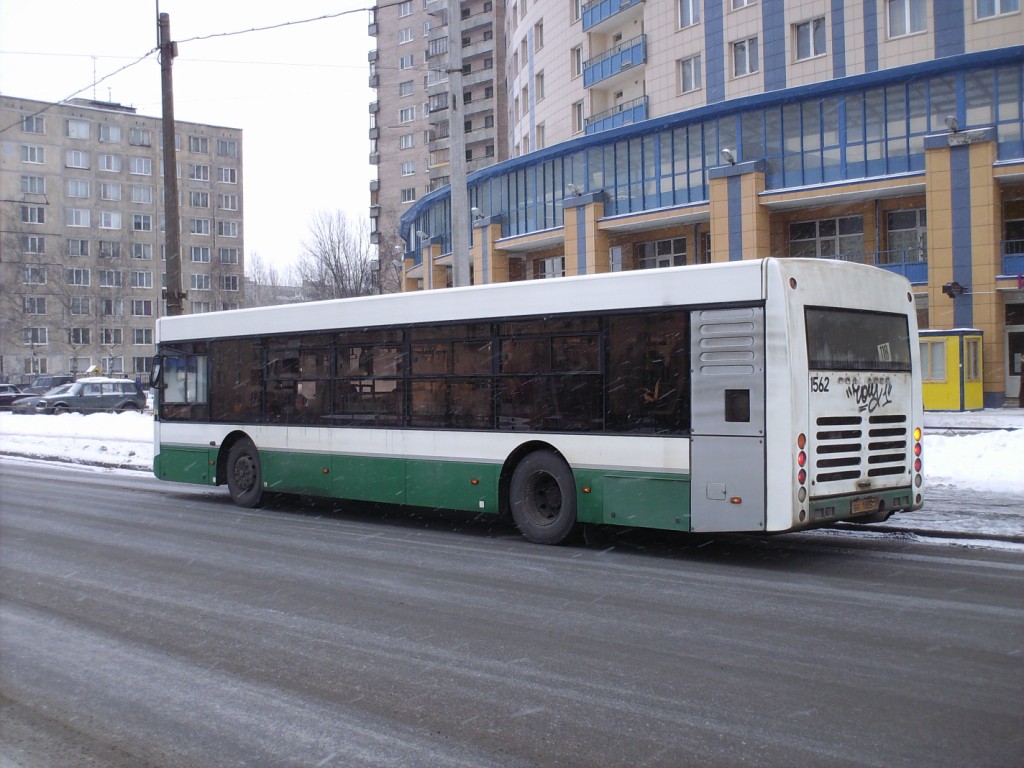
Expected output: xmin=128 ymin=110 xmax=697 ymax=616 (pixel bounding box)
xmin=2 ymin=460 xmax=1023 ymax=768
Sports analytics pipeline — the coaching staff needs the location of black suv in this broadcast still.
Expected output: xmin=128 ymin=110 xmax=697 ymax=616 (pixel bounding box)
xmin=15 ymin=377 xmax=147 ymax=414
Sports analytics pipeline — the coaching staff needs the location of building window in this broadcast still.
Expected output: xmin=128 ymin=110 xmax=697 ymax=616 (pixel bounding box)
xmin=100 ymin=328 xmax=123 ymax=346
xmin=66 ymin=208 xmax=90 ymax=227
xmin=221 ymin=275 xmax=240 ymax=291
xmin=679 ymin=54 xmax=702 ymax=93
xmin=189 ymin=218 xmax=211 ymax=235
xmin=219 ymin=247 xmax=239 ymax=264
xmin=638 ymin=238 xmax=687 ymax=269
xmin=191 ymin=246 xmax=211 ymax=262
xmin=67 ymin=119 xmax=90 ymax=139
xmin=401 ymin=161 xmax=416 ymax=176
xmin=976 ymin=0 xmax=1020 ymax=17
xmin=22 ymin=205 xmax=45 ymax=224
xmin=401 ymin=187 xmax=417 ymax=203
xmin=218 ymin=167 xmax=238 ymax=183
xmin=189 ymin=164 xmax=210 ymax=181
xmin=68 ymin=239 xmax=89 ymax=257
xmin=131 ymin=185 xmax=153 ymax=204
xmin=65 ymin=150 xmax=89 ymax=169
xmin=534 ymin=20 xmax=544 ymax=49
xmin=22 ymin=236 xmax=45 ymax=254
xmin=920 ymin=339 xmax=946 ymax=382
xmin=888 ymin=0 xmax=926 ymax=37
xmin=99 ymin=241 xmax=121 ymax=259
xmin=23 ymin=266 xmax=47 ymax=285
xmin=190 ymin=191 xmax=210 ymax=208
xmin=400 ymin=133 xmax=415 ymax=149
xmin=189 ymin=136 xmax=209 ymax=153
xmin=69 ymin=328 xmax=91 ymax=345
xmin=733 ymin=37 xmax=759 ymax=76
xmin=100 ymin=211 xmax=122 ymax=230
xmin=400 ymin=80 xmax=415 ymax=97
xmin=130 ymin=157 xmax=152 ymax=175
xmin=131 ymin=271 xmax=154 ymax=288
xmin=679 ymin=0 xmax=700 ymax=27
xmin=98 ymin=154 xmax=121 ymax=172
xmin=24 ymin=297 xmax=46 ymax=315
xmin=21 ymin=175 xmax=45 ymax=194
xmin=217 ymin=220 xmax=239 ymax=237
xmin=885 ymin=209 xmax=927 ymax=262
xmin=132 ymin=300 xmax=153 ymax=317
xmin=795 ymin=17 xmax=826 ymax=60
xmin=399 ymin=54 xmax=414 ymax=70
xmin=535 ymin=72 xmax=545 ymax=101
xmin=67 ymin=268 xmax=91 ymax=286
xmin=99 ymin=270 xmax=123 ymax=288
xmin=134 ymin=328 xmax=154 ymax=345
xmin=129 ymin=128 xmax=152 ymax=146
xmin=133 ymin=243 xmax=153 ymax=260
xmin=99 ymin=124 xmax=121 ymax=143
xmin=732 ymin=0 xmax=755 ymax=7
xmin=133 ymin=213 xmax=153 ymax=232
xmin=190 ymin=274 xmax=211 ymax=291
xmin=69 ymin=296 xmax=91 ymax=315
xmin=399 ymin=27 xmax=414 ymax=43
xmin=99 ymin=182 xmax=122 ymax=201
xmin=399 ymin=106 xmax=416 ymax=123
xmin=571 ymin=0 xmax=581 ymax=22
xmin=533 ymin=256 xmax=565 ymax=279
xmin=22 ymin=115 xmax=44 ymax=133
xmin=67 ymin=179 xmax=90 ymax=198
xmin=21 ymin=145 xmax=44 ymax=164
xmin=399 ymin=0 xmax=413 ymax=16
xmin=219 ymin=194 xmax=239 ymax=211
xmin=23 ymin=327 xmax=48 ymax=346
xmin=102 ymin=298 xmax=125 ymax=317
xmin=572 ymin=100 xmax=585 ymax=134
xmin=789 ymin=217 xmax=865 ymax=261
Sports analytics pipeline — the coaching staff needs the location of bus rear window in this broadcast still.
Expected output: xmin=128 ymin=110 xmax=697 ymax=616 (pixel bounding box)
xmin=805 ymin=308 xmax=911 ymax=372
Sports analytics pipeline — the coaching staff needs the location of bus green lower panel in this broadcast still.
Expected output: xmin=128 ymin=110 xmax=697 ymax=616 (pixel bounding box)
xmin=154 ymin=446 xmax=215 ymax=486
xmin=405 ymin=459 xmax=499 ymax=514
xmin=262 ymin=451 xmax=334 ymax=496
xmin=600 ymin=474 xmax=690 ymax=531
xmin=331 ymin=454 xmax=407 ymax=505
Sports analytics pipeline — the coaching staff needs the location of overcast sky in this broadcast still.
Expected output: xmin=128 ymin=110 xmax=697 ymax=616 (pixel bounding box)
xmin=0 ymin=0 xmax=375 ymax=275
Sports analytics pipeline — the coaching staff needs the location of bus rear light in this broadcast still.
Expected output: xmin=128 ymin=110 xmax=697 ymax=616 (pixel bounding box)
xmin=471 ymin=478 xmax=479 ymax=485
xmin=797 ymin=451 xmax=806 ymax=468
xmin=914 ymin=458 xmax=922 ymax=472
xmin=914 ymin=427 xmax=922 ymax=441
xmin=729 ymin=497 xmax=742 ymax=504
xmin=797 ymin=433 xmax=806 ymax=449
xmin=798 ymin=468 xmax=806 ymax=485
xmin=798 ymin=487 xmax=807 ymax=502
xmin=914 ymin=443 xmax=922 ymax=457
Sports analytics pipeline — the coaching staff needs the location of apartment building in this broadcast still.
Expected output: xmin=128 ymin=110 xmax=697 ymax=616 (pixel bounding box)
xmin=368 ymin=0 xmax=507 ymax=260
xmin=0 ymin=96 xmax=243 ymax=383
xmin=398 ymin=1 xmax=1024 ymax=406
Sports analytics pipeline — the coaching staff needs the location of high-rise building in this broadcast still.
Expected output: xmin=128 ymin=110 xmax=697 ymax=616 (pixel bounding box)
xmin=0 ymin=96 xmax=243 ymax=383
xmin=368 ymin=0 xmax=507 ymax=267
xmin=396 ymin=2 xmax=1024 ymax=406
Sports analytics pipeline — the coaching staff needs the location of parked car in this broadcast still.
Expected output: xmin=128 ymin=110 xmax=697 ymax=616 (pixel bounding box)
xmin=0 ymin=383 xmax=26 ymax=410
xmin=13 ymin=378 xmax=147 ymax=414
xmin=22 ymin=374 xmax=75 ymax=395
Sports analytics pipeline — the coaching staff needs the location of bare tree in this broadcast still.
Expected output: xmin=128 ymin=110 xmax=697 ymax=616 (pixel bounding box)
xmin=245 ymin=251 xmax=303 ymax=307
xmin=295 ymin=211 xmax=378 ymax=300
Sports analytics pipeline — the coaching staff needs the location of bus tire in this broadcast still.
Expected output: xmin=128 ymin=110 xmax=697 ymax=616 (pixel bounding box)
xmin=509 ymin=450 xmax=577 ymax=545
xmin=226 ymin=439 xmax=262 ymax=508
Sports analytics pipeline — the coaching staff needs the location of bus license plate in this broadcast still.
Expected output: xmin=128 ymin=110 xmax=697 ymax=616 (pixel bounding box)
xmin=851 ymin=497 xmax=879 ymax=514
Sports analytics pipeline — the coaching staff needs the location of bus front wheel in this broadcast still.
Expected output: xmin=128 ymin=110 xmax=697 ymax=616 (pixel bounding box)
xmin=226 ymin=439 xmax=262 ymax=508
xmin=509 ymin=450 xmax=577 ymax=545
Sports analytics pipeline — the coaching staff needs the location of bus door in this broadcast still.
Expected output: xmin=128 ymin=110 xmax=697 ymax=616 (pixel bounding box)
xmin=689 ymin=307 xmax=766 ymax=532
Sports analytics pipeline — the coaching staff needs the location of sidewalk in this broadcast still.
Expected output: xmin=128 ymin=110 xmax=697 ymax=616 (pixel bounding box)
xmin=923 ymin=406 xmax=1024 ymax=432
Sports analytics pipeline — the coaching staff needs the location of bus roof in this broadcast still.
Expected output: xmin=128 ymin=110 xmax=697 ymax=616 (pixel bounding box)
xmin=155 ymin=258 xmax=908 ymax=343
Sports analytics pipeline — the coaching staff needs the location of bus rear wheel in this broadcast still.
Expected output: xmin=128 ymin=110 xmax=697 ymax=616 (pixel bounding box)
xmin=226 ymin=438 xmax=262 ymax=508
xmin=509 ymin=450 xmax=577 ymax=545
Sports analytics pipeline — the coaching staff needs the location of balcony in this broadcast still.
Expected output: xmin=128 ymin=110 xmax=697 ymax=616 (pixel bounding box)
xmin=369 ymin=73 xmax=379 ymax=88
xmin=582 ymin=0 xmax=645 ymax=32
xmin=583 ymin=34 xmax=647 ymax=88
xmin=585 ymin=95 xmax=648 ymax=135
xmin=1002 ymin=240 xmax=1024 ymax=277
xmin=868 ymin=248 xmax=928 ymax=285
xmin=368 ymin=22 xmax=378 ymax=36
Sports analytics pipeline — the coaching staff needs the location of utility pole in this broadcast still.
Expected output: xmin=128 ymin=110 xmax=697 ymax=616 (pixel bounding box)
xmin=159 ymin=12 xmax=186 ymax=315
xmin=446 ymin=0 xmax=470 ymax=287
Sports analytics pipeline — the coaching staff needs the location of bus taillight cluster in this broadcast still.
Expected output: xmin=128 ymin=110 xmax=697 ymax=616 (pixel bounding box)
xmin=913 ymin=426 xmax=923 ymax=504
xmin=796 ymin=432 xmax=808 ymax=505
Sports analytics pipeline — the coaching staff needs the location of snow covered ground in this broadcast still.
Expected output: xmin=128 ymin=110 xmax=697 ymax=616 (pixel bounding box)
xmin=1 ymin=409 xmax=1022 ymax=541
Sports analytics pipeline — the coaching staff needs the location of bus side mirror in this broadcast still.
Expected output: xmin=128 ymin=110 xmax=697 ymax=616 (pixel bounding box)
xmin=149 ymin=357 xmax=164 ymax=389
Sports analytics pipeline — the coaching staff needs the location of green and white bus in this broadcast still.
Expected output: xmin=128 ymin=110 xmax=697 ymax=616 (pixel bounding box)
xmin=151 ymin=258 xmax=923 ymax=544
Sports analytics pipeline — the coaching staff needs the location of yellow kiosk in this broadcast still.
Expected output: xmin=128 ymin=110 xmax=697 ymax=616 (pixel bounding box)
xmin=919 ymin=329 xmax=983 ymax=412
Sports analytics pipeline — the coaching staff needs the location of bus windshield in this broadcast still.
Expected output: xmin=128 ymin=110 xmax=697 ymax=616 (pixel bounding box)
xmin=805 ymin=307 xmax=912 ymax=372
